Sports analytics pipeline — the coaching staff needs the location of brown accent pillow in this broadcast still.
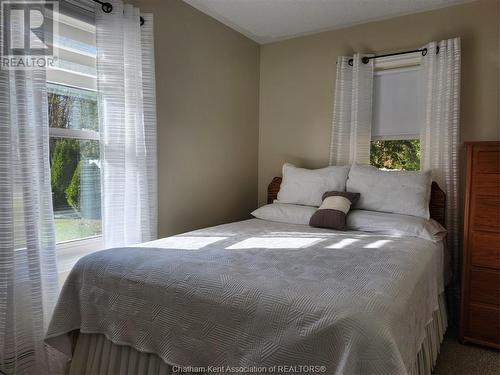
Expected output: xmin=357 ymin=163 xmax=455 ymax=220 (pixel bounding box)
xmin=309 ymin=191 xmax=360 ymax=230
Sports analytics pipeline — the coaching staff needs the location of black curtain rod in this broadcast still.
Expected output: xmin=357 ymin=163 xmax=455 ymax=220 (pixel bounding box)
xmin=348 ymin=46 xmax=439 ymax=66
xmin=91 ymin=0 xmax=145 ymax=25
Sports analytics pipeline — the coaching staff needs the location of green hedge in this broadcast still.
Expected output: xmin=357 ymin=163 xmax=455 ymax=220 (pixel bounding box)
xmin=51 ymin=139 xmax=79 ymax=209
xmin=65 ymin=160 xmax=81 ymax=211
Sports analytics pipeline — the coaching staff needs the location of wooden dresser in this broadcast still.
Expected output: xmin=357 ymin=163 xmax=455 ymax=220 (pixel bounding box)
xmin=459 ymin=141 xmax=500 ymax=348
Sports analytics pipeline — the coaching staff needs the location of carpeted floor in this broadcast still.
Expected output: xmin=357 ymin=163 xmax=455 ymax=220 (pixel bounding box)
xmin=433 ymin=328 xmax=499 ymax=374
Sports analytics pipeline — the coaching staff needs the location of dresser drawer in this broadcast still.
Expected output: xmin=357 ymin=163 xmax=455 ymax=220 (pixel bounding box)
xmin=470 ymin=268 xmax=500 ymax=305
xmin=473 ymin=173 xmax=500 ymax=196
xmin=466 ymin=303 xmax=500 ymax=345
xmin=472 ymin=195 xmax=500 ymax=232
xmin=471 ymin=231 xmax=500 ymax=269
xmin=474 ymin=150 xmax=500 ymax=174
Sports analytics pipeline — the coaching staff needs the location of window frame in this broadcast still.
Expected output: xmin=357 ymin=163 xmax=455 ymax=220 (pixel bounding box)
xmin=48 ymin=87 xmax=103 ymax=256
xmin=49 ymin=126 xmax=99 ymax=141
xmin=370 ymin=53 xmax=423 ymax=170
xmin=371 ymin=134 xmax=420 ymax=141
xmin=47 ymin=10 xmax=102 ymax=261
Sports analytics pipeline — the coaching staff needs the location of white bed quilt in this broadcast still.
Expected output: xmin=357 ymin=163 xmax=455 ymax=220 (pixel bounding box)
xmin=46 ymin=219 xmax=444 ymax=375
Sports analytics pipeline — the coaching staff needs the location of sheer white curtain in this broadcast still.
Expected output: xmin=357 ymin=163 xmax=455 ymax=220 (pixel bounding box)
xmin=96 ymin=0 xmax=157 ymax=248
xmin=421 ymin=38 xmax=461 ymax=290
xmin=329 ymin=54 xmax=374 ymax=165
xmin=0 ymin=70 xmax=59 ymax=373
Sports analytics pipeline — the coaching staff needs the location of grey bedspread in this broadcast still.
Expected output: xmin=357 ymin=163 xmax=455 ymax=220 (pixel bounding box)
xmin=46 ymin=219 xmax=444 ymax=375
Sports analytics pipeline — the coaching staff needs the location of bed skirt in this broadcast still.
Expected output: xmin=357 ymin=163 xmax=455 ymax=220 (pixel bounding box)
xmin=64 ymin=294 xmax=447 ymax=375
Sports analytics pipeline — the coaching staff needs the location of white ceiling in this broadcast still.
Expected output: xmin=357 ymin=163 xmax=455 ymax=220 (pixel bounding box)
xmin=183 ymin=0 xmax=473 ymax=44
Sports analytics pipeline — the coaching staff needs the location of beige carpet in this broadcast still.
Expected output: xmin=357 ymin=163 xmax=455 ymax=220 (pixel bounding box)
xmin=433 ymin=328 xmax=499 ymax=375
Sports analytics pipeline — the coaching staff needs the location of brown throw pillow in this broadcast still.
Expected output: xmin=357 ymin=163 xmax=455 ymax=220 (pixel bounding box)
xmin=309 ymin=191 xmax=360 ymax=230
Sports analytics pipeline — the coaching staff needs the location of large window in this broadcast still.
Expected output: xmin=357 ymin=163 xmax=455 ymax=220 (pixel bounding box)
xmin=371 ymin=64 xmax=422 ymax=171
xmin=48 ymin=10 xmax=99 ymax=243
xmin=49 ymin=85 xmax=100 ymax=242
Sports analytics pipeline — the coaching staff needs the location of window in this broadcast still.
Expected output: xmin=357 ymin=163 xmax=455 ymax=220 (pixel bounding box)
xmin=49 ymin=85 xmax=100 ymax=242
xmin=48 ymin=10 xmax=99 ymax=243
xmin=371 ymin=63 xmax=422 ymax=171
xmin=370 ymin=139 xmax=420 ymax=170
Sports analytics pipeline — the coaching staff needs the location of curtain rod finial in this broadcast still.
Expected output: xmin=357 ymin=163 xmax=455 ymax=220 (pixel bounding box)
xmin=101 ymin=1 xmax=112 ymax=13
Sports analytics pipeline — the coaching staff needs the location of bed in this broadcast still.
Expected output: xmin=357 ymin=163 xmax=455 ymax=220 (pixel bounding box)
xmin=45 ymin=178 xmax=448 ymax=375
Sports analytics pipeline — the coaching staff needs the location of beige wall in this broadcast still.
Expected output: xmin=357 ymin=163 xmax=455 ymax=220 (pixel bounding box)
xmin=259 ymin=0 xmax=500 ymax=205
xmin=131 ymin=0 xmax=260 ymax=237
xmin=129 ymin=0 xmax=498 ymax=236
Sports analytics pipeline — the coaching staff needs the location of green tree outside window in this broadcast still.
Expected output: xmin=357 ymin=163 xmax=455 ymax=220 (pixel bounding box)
xmin=370 ymin=139 xmax=421 ymax=171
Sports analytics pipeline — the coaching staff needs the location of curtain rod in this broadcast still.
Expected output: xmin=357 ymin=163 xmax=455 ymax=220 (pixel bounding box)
xmin=91 ymin=0 xmax=145 ymax=25
xmin=348 ymin=46 xmax=439 ymax=66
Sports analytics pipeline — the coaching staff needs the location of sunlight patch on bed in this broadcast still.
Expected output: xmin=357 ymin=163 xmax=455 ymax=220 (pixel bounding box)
xmin=364 ymin=239 xmax=393 ymax=248
xmin=327 ymin=238 xmax=360 ymax=249
xmin=135 ymin=236 xmax=227 ymax=250
xmin=226 ymin=237 xmax=323 ymax=249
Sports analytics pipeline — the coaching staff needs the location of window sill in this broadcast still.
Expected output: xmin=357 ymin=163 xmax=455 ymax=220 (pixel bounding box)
xmin=57 ymin=236 xmax=104 ymax=284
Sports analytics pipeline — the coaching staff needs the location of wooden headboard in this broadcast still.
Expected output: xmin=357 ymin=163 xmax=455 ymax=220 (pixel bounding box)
xmin=267 ymin=177 xmax=446 ymax=227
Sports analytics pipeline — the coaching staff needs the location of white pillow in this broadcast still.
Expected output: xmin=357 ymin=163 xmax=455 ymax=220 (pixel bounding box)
xmin=276 ymin=163 xmax=350 ymax=207
xmin=251 ymin=203 xmax=316 ymax=225
xmin=346 ymin=164 xmax=432 ymax=219
xmin=347 ymin=210 xmax=446 ymax=242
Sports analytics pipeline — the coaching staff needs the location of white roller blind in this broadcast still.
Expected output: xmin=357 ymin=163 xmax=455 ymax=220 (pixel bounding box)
xmin=47 ymin=11 xmax=96 ymax=90
xmin=372 ymin=66 xmax=422 ymax=140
